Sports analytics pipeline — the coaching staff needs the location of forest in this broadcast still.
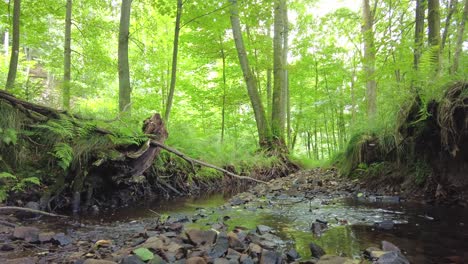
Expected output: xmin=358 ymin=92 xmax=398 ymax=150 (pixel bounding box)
xmin=0 ymin=0 xmax=467 ymax=263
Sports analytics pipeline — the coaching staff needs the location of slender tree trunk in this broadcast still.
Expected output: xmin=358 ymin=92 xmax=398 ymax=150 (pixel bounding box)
xmin=283 ymin=1 xmax=291 ymax=149
xmin=441 ymin=0 xmax=457 ymax=51
xmin=272 ymin=0 xmax=286 ymax=146
xmin=5 ymin=0 xmax=21 ymax=91
xmin=63 ymin=0 xmax=72 ymax=110
xmin=164 ymin=0 xmax=182 ymax=121
xmin=362 ymin=0 xmax=377 ymax=119
xmin=4 ymin=32 xmax=8 ymax=58
xmin=428 ymin=0 xmax=441 ymax=71
xmin=220 ymin=39 xmax=227 ymax=143
xmin=351 ymin=54 xmax=357 ymax=124
xmin=414 ymin=0 xmax=426 ymax=71
xmin=314 ymin=121 xmax=319 ymax=160
xmin=118 ymin=0 xmax=132 ymax=114
xmin=229 ymin=0 xmax=271 ymax=147
xmin=452 ymin=0 xmax=468 ymax=73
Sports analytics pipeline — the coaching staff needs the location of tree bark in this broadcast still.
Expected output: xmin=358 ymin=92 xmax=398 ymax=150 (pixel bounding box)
xmin=441 ymin=0 xmax=457 ymax=51
xmin=63 ymin=0 xmax=72 ymax=110
xmin=164 ymin=0 xmax=182 ymax=122
xmin=452 ymin=0 xmax=468 ymax=73
xmin=220 ymin=37 xmax=227 ymax=143
xmin=272 ymin=0 xmax=286 ymax=145
xmin=414 ymin=0 xmax=426 ymax=71
xmin=428 ymin=0 xmax=441 ymax=71
xmin=362 ymin=0 xmax=377 ymax=119
xmin=118 ymin=0 xmax=132 ymax=114
xmin=229 ymin=0 xmax=271 ymax=147
xmin=5 ymin=0 xmax=21 ymax=91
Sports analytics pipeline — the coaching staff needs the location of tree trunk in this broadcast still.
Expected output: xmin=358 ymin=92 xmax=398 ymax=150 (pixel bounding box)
xmin=272 ymin=0 xmax=286 ymax=146
xmin=229 ymin=0 xmax=271 ymax=147
xmin=452 ymin=0 xmax=468 ymax=73
xmin=220 ymin=38 xmax=227 ymax=143
xmin=5 ymin=0 xmax=21 ymax=91
xmin=441 ymin=0 xmax=457 ymax=51
xmin=118 ymin=0 xmax=132 ymax=114
xmin=283 ymin=2 xmax=291 ymax=149
xmin=63 ymin=0 xmax=72 ymax=110
xmin=428 ymin=0 xmax=441 ymax=71
xmin=362 ymin=0 xmax=377 ymax=119
xmin=414 ymin=0 xmax=426 ymax=71
xmin=164 ymin=0 xmax=182 ymax=122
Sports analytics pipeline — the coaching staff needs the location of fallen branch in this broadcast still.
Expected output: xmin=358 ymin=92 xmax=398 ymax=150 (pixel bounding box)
xmin=0 ymin=206 xmax=69 ymax=218
xmin=149 ymin=140 xmax=267 ymax=184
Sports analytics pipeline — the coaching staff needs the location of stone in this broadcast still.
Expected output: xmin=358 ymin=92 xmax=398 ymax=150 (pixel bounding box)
xmin=186 ymin=256 xmax=207 ymax=264
xmin=209 ymin=232 xmax=229 ymax=258
xmin=317 ymin=255 xmax=355 ymax=264
xmin=148 ymin=255 xmax=167 ymax=264
xmin=241 ymin=256 xmax=255 ymax=264
xmin=376 ymin=251 xmax=410 ymax=264
xmin=213 ymin=258 xmax=230 ymax=264
xmin=374 ymin=220 xmax=394 ymax=230
xmin=13 ymin=226 xmax=39 ymax=242
xmin=0 ymin=244 xmax=14 ymax=251
xmin=370 ymin=251 xmax=388 ymax=258
xmin=309 ymin=242 xmax=326 ymax=258
xmin=228 ymin=232 xmax=245 ymax=251
xmin=256 ymin=225 xmax=272 ymax=235
xmin=52 ymin=232 xmax=73 ymax=246
xmin=381 ymin=241 xmax=400 ymax=252
xmin=186 ymin=229 xmax=217 ymax=246
xmin=229 ymin=198 xmax=246 ymax=206
xmin=38 ymin=232 xmax=55 ymax=243
xmin=121 ymin=255 xmax=146 ymax=264
xmin=83 ymin=260 xmax=118 ymax=264
xmin=260 ymin=249 xmax=281 ymax=264
xmin=286 ymin=248 xmax=300 ymax=261
xmin=5 ymin=257 xmax=38 ymax=264
xmin=248 ymin=243 xmax=262 ymax=255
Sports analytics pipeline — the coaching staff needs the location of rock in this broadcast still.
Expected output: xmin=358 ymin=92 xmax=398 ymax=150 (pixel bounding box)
xmin=371 ymin=251 xmax=388 ymax=258
xmin=248 ymin=243 xmax=262 ymax=255
xmin=256 ymin=225 xmax=273 ymax=235
xmin=13 ymin=226 xmax=39 ymax=242
xmin=209 ymin=232 xmax=229 ymax=258
xmin=38 ymin=232 xmax=55 ymax=243
xmin=241 ymin=256 xmax=255 ymax=264
xmin=186 ymin=256 xmax=207 ymax=264
xmin=317 ymin=255 xmax=355 ymax=264
xmin=286 ymin=248 xmax=300 ymax=261
xmin=226 ymin=248 xmax=241 ymax=262
xmin=229 ymin=198 xmax=246 ymax=206
xmin=376 ymin=251 xmax=410 ymax=264
xmin=83 ymin=260 xmax=118 ymax=264
xmin=309 ymin=242 xmax=326 ymax=258
xmin=260 ymin=249 xmax=281 ymax=264
xmin=0 ymin=244 xmax=14 ymax=251
xmin=52 ymin=232 xmax=73 ymax=246
xmin=95 ymin=239 xmax=112 ymax=247
xmin=4 ymin=257 xmax=38 ymax=264
xmin=381 ymin=241 xmax=400 ymax=252
xmin=186 ymin=229 xmax=217 ymax=246
xmin=121 ymin=255 xmax=146 ymax=264
xmin=213 ymin=258 xmax=230 ymax=264
xmin=227 ymin=232 xmax=245 ymax=251
xmin=148 ymin=255 xmax=167 ymax=264
xmin=374 ymin=220 xmax=394 ymax=230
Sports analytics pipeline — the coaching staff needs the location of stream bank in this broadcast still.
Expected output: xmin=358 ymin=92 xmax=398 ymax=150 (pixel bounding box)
xmin=2 ymin=168 xmax=468 ymax=263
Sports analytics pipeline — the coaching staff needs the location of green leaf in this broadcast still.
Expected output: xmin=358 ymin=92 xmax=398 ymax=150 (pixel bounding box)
xmin=21 ymin=177 xmax=41 ymax=185
xmin=357 ymin=192 xmax=364 ymax=198
xmin=133 ymin=247 xmax=154 ymax=262
xmin=0 ymin=172 xmax=17 ymax=180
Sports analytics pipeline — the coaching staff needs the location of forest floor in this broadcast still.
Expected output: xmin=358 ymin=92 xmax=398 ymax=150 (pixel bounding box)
xmin=0 ymin=168 xmax=442 ymax=264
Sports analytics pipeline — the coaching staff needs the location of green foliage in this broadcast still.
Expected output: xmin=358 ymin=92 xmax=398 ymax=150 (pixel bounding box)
xmin=0 ymin=172 xmax=40 ymax=202
xmin=133 ymin=248 xmax=154 ymax=262
xmin=0 ymin=128 xmax=18 ymax=146
xmin=51 ymin=143 xmax=74 ymax=171
xmin=411 ymin=160 xmax=431 ymax=185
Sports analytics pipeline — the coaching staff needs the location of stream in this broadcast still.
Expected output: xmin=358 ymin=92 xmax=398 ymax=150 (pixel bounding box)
xmin=82 ymin=192 xmax=468 ymax=264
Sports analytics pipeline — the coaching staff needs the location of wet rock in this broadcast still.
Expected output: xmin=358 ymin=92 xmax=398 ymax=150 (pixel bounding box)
xmin=38 ymin=232 xmax=55 ymax=243
xmin=248 ymin=243 xmax=263 ymax=255
xmin=227 ymin=232 xmax=245 ymax=251
xmin=226 ymin=248 xmax=241 ymax=262
xmin=83 ymin=260 xmax=118 ymax=264
xmin=186 ymin=229 xmax=217 ymax=246
xmin=241 ymin=256 xmax=255 ymax=264
xmin=376 ymin=251 xmax=410 ymax=264
xmin=0 ymin=244 xmax=15 ymax=251
xmin=374 ymin=220 xmax=394 ymax=230
xmin=260 ymin=249 xmax=281 ymax=264
xmin=286 ymin=248 xmax=300 ymax=261
xmin=381 ymin=240 xmax=400 ymax=252
xmin=317 ymin=255 xmax=355 ymax=264
xmin=162 ymin=231 xmax=178 ymax=238
xmin=13 ymin=226 xmax=39 ymax=242
xmin=121 ymin=255 xmax=146 ymax=264
xmin=148 ymin=255 xmax=167 ymax=264
xmin=52 ymin=232 xmax=73 ymax=246
xmin=186 ymin=256 xmax=207 ymax=264
xmin=213 ymin=258 xmax=230 ymax=264
xmin=309 ymin=242 xmax=326 ymax=258
xmin=209 ymin=232 xmax=229 ymax=258
xmin=256 ymin=225 xmax=273 ymax=235
xmin=166 ymin=222 xmax=184 ymax=231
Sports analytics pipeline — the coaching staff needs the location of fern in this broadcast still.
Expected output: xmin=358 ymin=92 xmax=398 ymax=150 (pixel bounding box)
xmin=0 ymin=172 xmax=40 ymax=202
xmin=33 ymin=119 xmax=75 ymax=140
xmin=51 ymin=143 xmax=74 ymax=170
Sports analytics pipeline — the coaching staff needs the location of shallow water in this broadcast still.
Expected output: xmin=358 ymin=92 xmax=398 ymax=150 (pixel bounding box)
xmin=88 ymin=193 xmax=468 ymax=264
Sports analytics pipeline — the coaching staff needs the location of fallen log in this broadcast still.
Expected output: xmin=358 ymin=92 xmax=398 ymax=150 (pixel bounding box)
xmin=0 ymin=206 xmax=69 ymax=218
xmin=149 ymin=140 xmax=267 ymax=184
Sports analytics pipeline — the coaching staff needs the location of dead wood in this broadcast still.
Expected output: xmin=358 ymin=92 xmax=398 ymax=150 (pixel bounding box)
xmin=0 ymin=206 xmax=69 ymax=218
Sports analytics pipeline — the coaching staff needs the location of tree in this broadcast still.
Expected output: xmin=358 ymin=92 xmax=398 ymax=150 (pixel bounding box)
xmin=164 ymin=0 xmax=183 ymax=122
xmin=428 ymin=0 xmax=441 ymax=71
xmin=229 ymin=0 xmax=271 ymax=147
xmin=272 ymin=0 xmax=286 ymax=145
xmin=452 ymin=0 xmax=468 ymax=73
xmin=5 ymin=0 xmax=21 ymax=90
xmin=118 ymin=0 xmax=132 ymax=114
xmin=414 ymin=0 xmax=426 ymax=72
xmin=361 ymin=0 xmax=377 ymax=119
xmin=63 ymin=0 xmax=72 ymax=110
